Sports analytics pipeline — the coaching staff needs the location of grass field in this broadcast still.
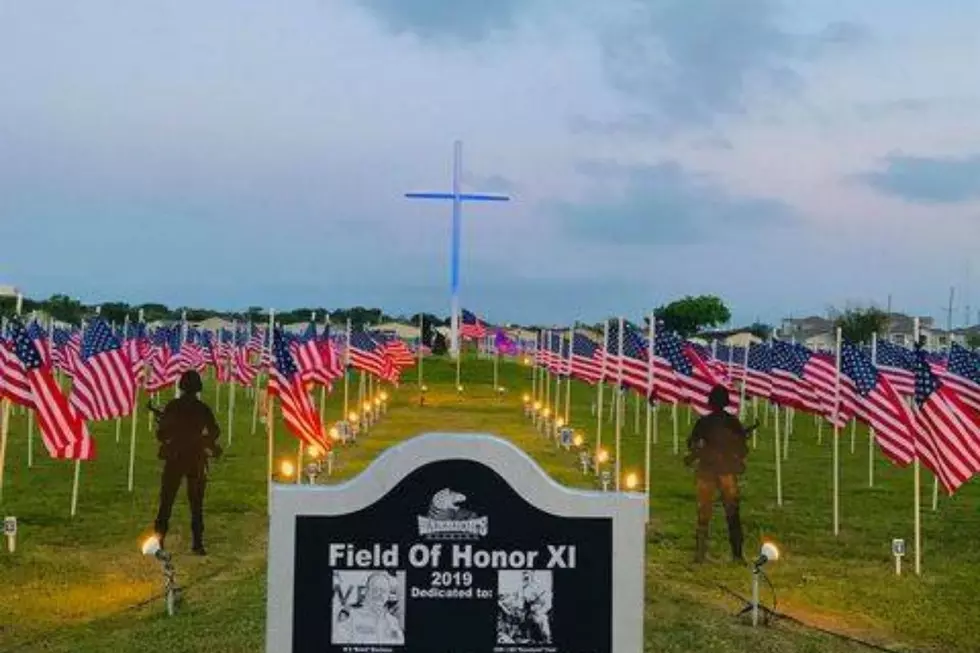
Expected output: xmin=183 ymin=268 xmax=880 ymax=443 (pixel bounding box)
xmin=1 ymin=356 xmax=978 ymax=652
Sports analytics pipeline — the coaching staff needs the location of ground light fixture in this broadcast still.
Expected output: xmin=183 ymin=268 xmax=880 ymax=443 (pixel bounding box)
xmin=141 ymin=534 xmax=180 ymax=616
xmin=735 ymin=541 xmax=780 ymax=627
xmin=624 ymin=472 xmax=639 ymax=490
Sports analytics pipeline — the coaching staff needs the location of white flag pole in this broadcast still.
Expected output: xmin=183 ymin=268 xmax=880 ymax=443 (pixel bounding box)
xmin=564 ymin=326 xmax=573 ymax=425
xmin=227 ymin=319 xmax=236 ymax=448
xmin=0 ymin=293 xmax=24 ymax=503
xmin=344 ymin=319 xmax=351 ymax=420
xmin=869 ymin=332 xmax=878 ymax=488
xmin=71 ymin=306 xmax=97 ymax=518
xmin=913 ymin=317 xmax=922 ymax=575
xmin=319 ymin=313 xmax=329 ymax=423
xmin=595 ymin=321 xmax=608 ymax=476
xmin=614 ymin=317 xmax=624 ymax=491
xmin=128 ymin=309 xmax=146 ymax=492
xmin=266 ymin=309 xmax=276 ymax=515
xmin=115 ymin=314 xmax=130 ymax=443
xmin=645 ymin=313 xmax=655 ymax=498
xmin=833 ymin=326 xmax=842 ymax=536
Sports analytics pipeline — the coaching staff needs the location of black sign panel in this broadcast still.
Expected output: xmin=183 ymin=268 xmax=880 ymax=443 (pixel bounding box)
xmin=292 ymin=458 xmax=613 ymax=653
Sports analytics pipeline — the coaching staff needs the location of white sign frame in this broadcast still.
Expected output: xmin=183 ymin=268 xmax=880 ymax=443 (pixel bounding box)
xmin=266 ymin=432 xmax=648 ymax=652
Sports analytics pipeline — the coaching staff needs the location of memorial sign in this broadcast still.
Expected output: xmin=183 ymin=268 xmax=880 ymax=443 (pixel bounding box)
xmin=266 ymin=432 xmax=647 ymax=652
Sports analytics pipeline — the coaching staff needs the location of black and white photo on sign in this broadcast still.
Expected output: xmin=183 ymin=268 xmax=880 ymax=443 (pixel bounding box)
xmin=331 ymin=569 xmax=406 ymax=646
xmin=496 ymin=570 xmax=554 ymax=645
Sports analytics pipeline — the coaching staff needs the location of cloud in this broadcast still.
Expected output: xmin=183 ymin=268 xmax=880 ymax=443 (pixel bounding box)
xmin=585 ymin=3 xmax=870 ymax=133
xmin=856 ymin=153 xmax=980 ymax=203
xmin=548 ymin=159 xmax=797 ymax=245
xmin=354 ymin=0 xmax=525 ymax=42
xmin=460 ymin=172 xmax=520 ymax=194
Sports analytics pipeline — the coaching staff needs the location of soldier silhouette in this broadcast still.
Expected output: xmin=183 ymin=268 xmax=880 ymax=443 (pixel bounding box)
xmin=684 ymin=385 xmax=758 ymax=564
xmin=152 ymin=370 xmax=222 ymax=554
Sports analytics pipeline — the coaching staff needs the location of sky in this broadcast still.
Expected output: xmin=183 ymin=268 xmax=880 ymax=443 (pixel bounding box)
xmin=1 ymin=0 xmax=979 ymax=327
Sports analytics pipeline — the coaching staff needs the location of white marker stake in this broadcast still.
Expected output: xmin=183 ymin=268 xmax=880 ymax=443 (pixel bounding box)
xmin=3 ymin=516 xmax=15 ymax=553
xmin=892 ymin=538 xmax=905 ymax=575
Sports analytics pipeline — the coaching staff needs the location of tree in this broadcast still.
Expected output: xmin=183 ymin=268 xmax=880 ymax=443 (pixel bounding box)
xmin=44 ymin=294 xmax=85 ymax=325
xmin=99 ymin=301 xmax=132 ymax=325
xmin=832 ymin=305 xmax=890 ymax=344
xmin=966 ymin=333 xmax=980 ymax=350
xmin=653 ymin=295 xmax=731 ymax=338
xmin=746 ymin=322 xmax=773 ymax=340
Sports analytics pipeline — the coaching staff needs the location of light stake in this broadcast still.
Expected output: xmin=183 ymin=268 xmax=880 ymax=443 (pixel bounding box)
xmin=736 ymin=541 xmax=780 ymax=627
xmin=600 ymin=470 xmax=611 ymax=492
xmin=578 ymin=451 xmax=590 ymax=473
xmin=140 ymin=535 xmax=181 ymax=616
xmin=624 ymin=472 xmax=638 ymax=491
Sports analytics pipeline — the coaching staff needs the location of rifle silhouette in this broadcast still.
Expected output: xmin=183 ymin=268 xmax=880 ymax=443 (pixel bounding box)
xmin=147 ymin=402 xmax=164 ymax=423
xmin=683 ymin=420 xmax=760 ymax=468
xmin=147 ymin=402 xmax=221 ymax=470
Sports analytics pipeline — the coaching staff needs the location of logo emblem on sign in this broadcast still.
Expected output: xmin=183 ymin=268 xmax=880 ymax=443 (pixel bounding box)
xmin=417 ymin=488 xmax=488 ymax=540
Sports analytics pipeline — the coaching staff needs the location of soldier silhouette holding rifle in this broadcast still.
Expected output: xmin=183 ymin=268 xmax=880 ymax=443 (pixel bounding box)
xmin=150 ymin=370 xmax=222 ymax=554
xmin=684 ymin=385 xmax=758 ymax=564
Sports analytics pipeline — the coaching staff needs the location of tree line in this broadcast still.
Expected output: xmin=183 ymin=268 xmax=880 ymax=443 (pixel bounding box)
xmin=0 ymin=292 xmax=785 ymax=342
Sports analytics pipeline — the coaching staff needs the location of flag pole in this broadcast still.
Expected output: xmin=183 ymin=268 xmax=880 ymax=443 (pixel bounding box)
xmin=417 ymin=313 xmax=424 ymax=392
xmin=595 ymin=321 xmax=608 ymax=476
xmin=128 ymin=309 xmax=146 ymax=492
xmin=614 ymin=317 xmax=624 ymax=491
xmin=0 ymin=294 xmax=24 ymax=504
xmin=913 ymin=317 xmax=922 ymax=575
xmin=71 ymin=306 xmax=98 ymax=518
xmin=115 ymin=314 xmax=130 ymax=444
xmin=774 ymin=402 xmax=783 ymax=506
xmin=869 ymin=332 xmax=878 ymax=488
xmin=833 ymin=326 xmax=842 ymax=536
xmin=266 ymin=309 xmax=276 ymax=515
xmin=564 ymin=326 xmax=573 ymax=425
xmin=645 ymin=313 xmax=655 ymax=498
xmin=344 ymin=319 xmax=351 ymax=419
xmin=227 ymin=320 xmax=236 ymax=448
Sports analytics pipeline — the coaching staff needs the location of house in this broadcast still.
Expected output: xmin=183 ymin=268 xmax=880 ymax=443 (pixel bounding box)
xmin=780 ymin=312 xmax=967 ymax=351
xmin=0 ymin=285 xmax=18 ymax=298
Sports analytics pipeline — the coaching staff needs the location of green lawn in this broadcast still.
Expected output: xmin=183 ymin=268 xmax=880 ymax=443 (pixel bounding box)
xmin=0 ymin=356 xmax=977 ymax=652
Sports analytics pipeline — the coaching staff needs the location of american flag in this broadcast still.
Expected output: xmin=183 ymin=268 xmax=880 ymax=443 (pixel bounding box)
xmin=0 ymin=336 xmax=33 ymax=407
xmin=70 ymin=317 xmax=137 ymax=421
xmin=50 ymin=326 xmax=80 ymax=375
xmin=460 ymin=309 xmax=486 ymax=340
xmin=372 ymin=330 xmax=416 ymax=369
xmin=840 ymin=342 xmax=915 ymax=465
xmin=875 ymin=340 xmax=916 ymax=396
xmin=348 ymin=331 xmax=397 ymax=383
xmin=912 ymin=345 xmax=980 ymax=494
xmin=770 ymin=340 xmax=822 ymax=414
xmin=655 ymin=328 xmax=738 ymax=415
xmin=9 ymin=319 xmax=94 ymax=460
xmin=232 ymin=328 xmax=257 ymax=386
xmin=145 ymin=324 xmax=182 ymax=392
xmin=743 ymin=342 xmax=774 ymax=399
xmin=943 ymin=343 xmax=980 ymax=417
xmin=267 ymin=327 xmax=327 ymax=449
xmin=569 ymin=332 xmax=603 ymax=384
xmin=290 ymin=322 xmax=341 ymax=387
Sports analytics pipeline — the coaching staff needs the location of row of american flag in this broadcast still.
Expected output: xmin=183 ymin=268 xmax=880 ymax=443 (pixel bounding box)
xmin=515 ymin=316 xmax=980 ymax=495
xmin=0 ymin=314 xmax=427 ymax=462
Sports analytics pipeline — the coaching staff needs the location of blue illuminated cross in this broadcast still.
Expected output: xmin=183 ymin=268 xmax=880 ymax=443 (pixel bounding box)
xmin=405 ymin=140 xmax=510 ymax=358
